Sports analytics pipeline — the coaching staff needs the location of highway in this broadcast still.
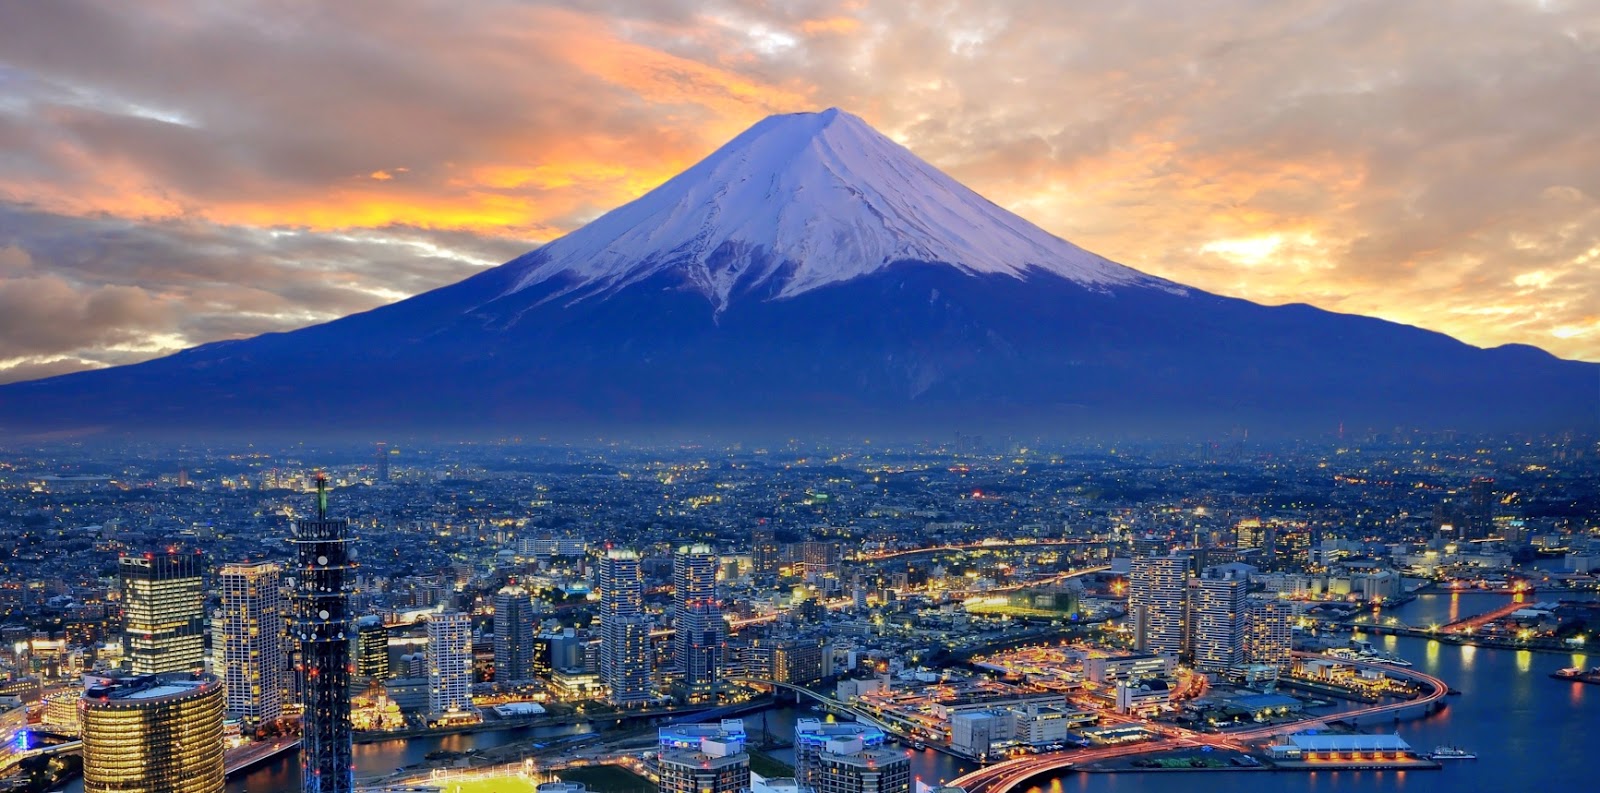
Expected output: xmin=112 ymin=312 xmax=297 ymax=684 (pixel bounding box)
xmin=948 ymin=652 xmax=1450 ymax=793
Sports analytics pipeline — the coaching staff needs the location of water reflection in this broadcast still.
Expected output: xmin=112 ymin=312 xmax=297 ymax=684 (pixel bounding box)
xmin=1516 ymin=650 xmax=1532 ymax=674
xmin=1460 ymin=643 xmax=1476 ymax=669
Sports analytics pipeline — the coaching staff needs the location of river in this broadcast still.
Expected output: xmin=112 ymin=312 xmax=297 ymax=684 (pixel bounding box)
xmin=125 ymin=590 xmax=1593 ymax=792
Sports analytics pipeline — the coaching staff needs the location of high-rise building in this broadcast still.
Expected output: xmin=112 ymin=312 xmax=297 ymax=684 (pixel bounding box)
xmin=374 ymin=442 xmax=390 ymax=482
xmin=1188 ymin=577 xmax=1247 ymax=671
xmin=814 ymin=742 xmax=911 ymax=793
xmin=598 ymin=549 xmax=654 ymax=706
xmin=798 ymin=541 xmax=842 ymax=590
xmin=290 ymin=476 xmax=355 ymax=793
xmin=493 ymin=583 xmax=536 ymax=684
xmin=426 ymin=611 xmax=473 ymax=718
xmin=217 ymin=561 xmax=286 ymax=726
xmin=1246 ymin=598 xmax=1294 ymax=668
xmin=1467 ymin=477 xmax=1495 ymax=541
xmin=354 ymin=616 xmax=389 ymax=680
xmin=794 ymin=718 xmax=887 ymax=790
xmin=120 ymin=549 xmax=205 ymax=675
xmin=751 ymin=526 xmax=780 ymax=579
xmin=80 ymin=673 xmax=225 ymax=793
xmin=1128 ymin=555 xmax=1187 ymax=657
xmin=673 ymin=544 xmax=723 ymax=702
xmin=656 ymin=726 xmax=750 ymax=793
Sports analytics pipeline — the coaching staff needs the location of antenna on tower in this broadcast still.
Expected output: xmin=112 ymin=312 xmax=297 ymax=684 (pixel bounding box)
xmin=316 ymin=472 xmax=328 ymax=519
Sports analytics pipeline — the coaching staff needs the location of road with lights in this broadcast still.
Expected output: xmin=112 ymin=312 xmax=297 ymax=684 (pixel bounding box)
xmin=948 ymin=652 xmax=1450 ymax=793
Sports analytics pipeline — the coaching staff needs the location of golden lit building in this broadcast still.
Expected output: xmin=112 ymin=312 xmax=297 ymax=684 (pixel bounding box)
xmin=120 ymin=550 xmax=206 ymax=675
xmin=80 ymin=673 xmax=225 ymax=793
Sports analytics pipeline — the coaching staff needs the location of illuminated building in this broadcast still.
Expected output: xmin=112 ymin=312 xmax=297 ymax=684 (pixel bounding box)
xmin=751 ymin=526 xmax=780 ymax=579
xmin=290 ymin=476 xmax=354 ymax=793
xmin=598 ymin=549 xmax=654 ymax=706
xmin=656 ymin=722 xmax=750 ymax=793
xmin=217 ymin=561 xmax=286 ymax=727
xmin=1247 ymin=598 xmax=1294 ymax=668
xmin=1188 ymin=576 xmax=1247 ymax=671
xmin=494 ymin=584 xmax=536 ymax=684
xmin=79 ymin=673 xmax=225 ymax=793
xmin=794 ymin=719 xmax=886 ymax=789
xmin=673 ymin=544 xmax=723 ymax=702
xmin=120 ymin=549 xmax=205 ymax=675
xmin=813 ymin=741 xmax=910 ymax=793
xmin=426 ymin=611 xmax=474 ymax=719
xmin=354 ymin=616 xmax=389 ymax=680
xmin=1128 ymin=555 xmax=1187 ymax=658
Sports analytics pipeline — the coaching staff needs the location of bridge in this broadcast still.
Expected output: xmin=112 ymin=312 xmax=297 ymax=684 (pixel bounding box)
xmin=726 ymin=678 xmax=896 ymax=733
xmin=853 ymin=540 xmax=1106 ymax=564
xmin=947 ymin=651 xmax=1451 ymax=793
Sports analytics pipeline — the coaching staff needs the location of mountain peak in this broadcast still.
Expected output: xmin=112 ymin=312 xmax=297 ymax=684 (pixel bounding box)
xmin=498 ymin=108 xmax=1177 ymax=310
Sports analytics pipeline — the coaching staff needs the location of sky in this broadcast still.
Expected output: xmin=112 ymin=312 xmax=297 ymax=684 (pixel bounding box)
xmin=0 ymin=0 xmax=1597 ymax=384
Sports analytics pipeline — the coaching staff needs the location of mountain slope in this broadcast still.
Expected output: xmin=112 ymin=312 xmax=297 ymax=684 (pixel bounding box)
xmin=0 ymin=109 xmax=1593 ymax=439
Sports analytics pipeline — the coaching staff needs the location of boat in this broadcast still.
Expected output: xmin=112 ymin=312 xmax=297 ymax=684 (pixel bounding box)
xmin=1550 ymin=667 xmax=1600 ymax=685
xmin=1429 ymin=746 xmax=1477 ymax=760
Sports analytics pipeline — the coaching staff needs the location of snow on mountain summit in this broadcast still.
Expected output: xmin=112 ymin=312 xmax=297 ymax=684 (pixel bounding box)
xmin=502 ymin=108 xmax=1180 ymax=308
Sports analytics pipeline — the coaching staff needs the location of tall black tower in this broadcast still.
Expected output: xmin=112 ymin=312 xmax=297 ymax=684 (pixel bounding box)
xmin=291 ymin=474 xmax=355 ymax=793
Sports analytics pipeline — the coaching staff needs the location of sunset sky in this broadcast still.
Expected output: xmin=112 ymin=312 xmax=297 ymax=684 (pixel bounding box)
xmin=1 ymin=0 xmax=1597 ymax=383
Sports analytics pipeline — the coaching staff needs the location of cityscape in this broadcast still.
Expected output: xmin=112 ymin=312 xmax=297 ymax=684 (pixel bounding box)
xmin=0 ymin=2 xmax=1597 ymax=793
xmin=0 ymin=434 xmax=1593 ymax=792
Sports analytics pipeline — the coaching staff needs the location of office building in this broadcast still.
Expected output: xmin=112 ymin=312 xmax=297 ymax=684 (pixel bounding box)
xmin=598 ymin=549 xmax=653 ymax=706
xmin=657 ymin=721 xmax=750 ymax=793
xmin=1247 ymin=598 xmax=1295 ymax=668
xmin=354 ymin=616 xmax=389 ymax=680
xmin=794 ymin=718 xmax=887 ymax=789
xmin=217 ymin=561 xmax=286 ymax=726
xmin=1128 ymin=555 xmax=1187 ymax=657
xmin=673 ymin=544 xmax=723 ymax=702
xmin=291 ymin=476 xmax=355 ymax=793
xmin=427 ymin=611 xmax=474 ymax=718
xmin=1188 ymin=577 xmax=1247 ymax=671
xmin=374 ymin=442 xmax=390 ymax=482
xmin=120 ymin=549 xmax=205 ymax=675
xmin=80 ymin=673 xmax=225 ymax=793
xmin=494 ymin=583 xmax=537 ymax=684
xmin=814 ymin=740 xmax=910 ymax=793
xmin=751 ymin=526 xmax=780 ymax=579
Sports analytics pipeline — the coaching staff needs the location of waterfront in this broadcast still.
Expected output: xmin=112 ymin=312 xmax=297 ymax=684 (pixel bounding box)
xmin=1020 ymin=591 xmax=1594 ymax=792
xmin=93 ymin=591 xmax=1593 ymax=792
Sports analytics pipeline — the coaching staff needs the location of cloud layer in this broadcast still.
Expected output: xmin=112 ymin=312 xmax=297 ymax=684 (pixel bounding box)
xmin=0 ymin=0 xmax=1595 ymax=383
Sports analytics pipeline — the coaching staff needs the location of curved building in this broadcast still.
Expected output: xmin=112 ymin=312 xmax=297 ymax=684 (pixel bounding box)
xmin=80 ymin=673 xmax=225 ymax=793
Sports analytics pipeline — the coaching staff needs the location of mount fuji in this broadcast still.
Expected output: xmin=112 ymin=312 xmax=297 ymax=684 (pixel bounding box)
xmin=0 ymin=109 xmax=1594 ymax=439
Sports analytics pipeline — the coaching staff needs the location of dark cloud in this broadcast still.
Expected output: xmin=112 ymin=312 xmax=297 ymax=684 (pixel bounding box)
xmin=0 ymin=0 xmax=1594 ymax=383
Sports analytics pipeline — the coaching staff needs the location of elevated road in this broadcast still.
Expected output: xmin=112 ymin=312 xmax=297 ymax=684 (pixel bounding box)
xmin=949 ymin=651 xmax=1450 ymax=793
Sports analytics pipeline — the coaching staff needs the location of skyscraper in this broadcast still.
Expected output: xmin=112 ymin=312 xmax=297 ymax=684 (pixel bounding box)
xmin=598 ymin=549 xmax=654 ymax=706
xmin=427 ymin=611 xmax=473 ymax=719
xmin=814 ymin=742 xmax=911 ymax=793
xmin=354 ymin=615 xmax=389 ymax=680
xmin=374 ymin=442 xmax=390 ymax=482
xmin=120 ymin=549 xmax=205 ymax=675
xmin=656 ymin=723 xmax=751 ymax=793
xmin=1188 ymin=577 xmax=1248 ymax=671
xmin=217 ymin=561 xmax=286 ymax=726
xmin=1128 ymin=555 xmax=1187 ymax=657
xmin=1246 ymin=597 xmax=1294 ymax=668
xmin=290 ymin=476 xmax=355 ymax=793
xmin=493 ymin=583 xmax=536 ymax=684
xmin=794 ymin=719 xmax=890 ymax=790
xmin=80 ymin=673 xmax=225 ymax=793
xmin=750 ymin=525 xmax=780 ymax=580
xmin=673 ymin=544 xmax=723 ymax=702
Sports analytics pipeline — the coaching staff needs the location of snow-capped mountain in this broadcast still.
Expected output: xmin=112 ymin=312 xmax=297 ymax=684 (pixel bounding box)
xmin=496 ymin=108 xmax=1174 ymax=311
xmin=0 ymin=109 xmax=1593 ymax=439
